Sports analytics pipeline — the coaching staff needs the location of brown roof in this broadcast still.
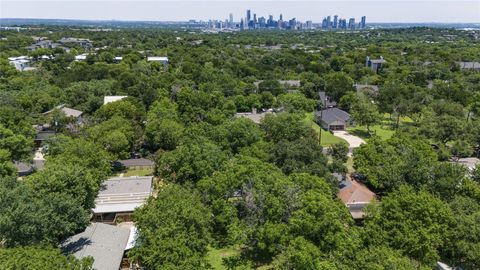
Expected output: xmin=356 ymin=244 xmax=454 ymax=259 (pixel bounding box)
xmin=337 ymin=178 xmax=376 ymax=205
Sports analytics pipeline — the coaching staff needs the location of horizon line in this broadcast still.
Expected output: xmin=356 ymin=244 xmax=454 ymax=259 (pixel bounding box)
xmin=1 ymin=18 xmax=479 ymax=24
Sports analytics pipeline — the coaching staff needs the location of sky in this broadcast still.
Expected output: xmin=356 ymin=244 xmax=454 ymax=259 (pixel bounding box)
xmin=1 ymin=0 xmax=479 ymax=23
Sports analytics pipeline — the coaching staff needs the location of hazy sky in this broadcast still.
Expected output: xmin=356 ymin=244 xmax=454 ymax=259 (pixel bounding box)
xmin=1 ymin=0 xmax=479 ymax=23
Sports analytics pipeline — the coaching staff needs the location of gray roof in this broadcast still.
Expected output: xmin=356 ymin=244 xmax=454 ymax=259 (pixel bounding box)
xmin=316 ymin=108 xmax=351 ymax=124
xmin=93 ymin=176 xmax=153 ymax=214
xmin=235 ymin=111 xmax=274 ymax=124
xmin=369 ymin=59 xmax=387 ymax=64
xmin=35 ymin=130 xmax=56 ymax=141
xmin=43 ymin=104 xmax=83 ymax=118
xmin=14 ymin=161 xmax=34 ymax=175
xmin=119 ymin=158 xmax=154 ymax=167
xmin=318 ymin=91 xmax=337 ymax=107
xmin=354 ymin=84 xmax=379 ymax=92
xmin=457 ymin=61 xmax=480 ymax=69
xmin=61 ymin=223 xmax=130 ymax=270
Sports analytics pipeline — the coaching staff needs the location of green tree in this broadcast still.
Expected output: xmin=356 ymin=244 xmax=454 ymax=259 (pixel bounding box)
xmin=0 ymin=177 xmax=89 ymax=247
xmin=145 ymin=118 xmax=184 ymax=151
xmin=156 ymin=137 xmax=228 ymax=184
xmin=0 ymin=124 xmax=32 ymax=160
xmin=0 ymin=246 xmax=93 ymax=270
xmin=130 ymin=185 xmax=212 ymax=270
xmin=363 ymin=186 xmax=454 ymax=266
xmin=260 ymin=113 xmax=316 ymax=143
xmin=350 ymin=94 xmax=381 ymax=133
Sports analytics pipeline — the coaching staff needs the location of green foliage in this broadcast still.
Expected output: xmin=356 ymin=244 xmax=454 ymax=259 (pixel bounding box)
xmin=0 ymin=124 xmax=32 ymax=160
xmin=353 ymin=136 xmax=438 ymax=193
xmin=0 ymin=176 xmax=89 ymax=247
xmin=156 ymin=137 xmax=228 ymax=184
xmin=363 ymin=186 xmax=454 ymax=266
xmin=131 ymin=184 xmax=212 ymax=270
xmin=145 ymin=118 xmax=184 ymax=151
xmin=260 ymin=113 xmax=316 ymax=143
xmin=276 ymin=93 xmax=316 ymax=113
xmin=0 ymin=246 xmax=93 ymax=270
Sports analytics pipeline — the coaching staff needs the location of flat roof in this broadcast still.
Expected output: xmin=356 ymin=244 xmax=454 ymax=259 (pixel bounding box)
xmin=92 ymin=176 xmax=153 ymax=214
xmin=147 ymin=56 xmax=169 ymax=62
xmin=61 ymin=223 xmax=130 ymax=270
xmin=103 ymin=96 xmax=128 ymax=105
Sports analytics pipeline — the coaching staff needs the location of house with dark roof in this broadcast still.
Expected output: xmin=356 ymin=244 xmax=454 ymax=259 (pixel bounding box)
xmin=318 ymin=91 xmax=337 ymax=108
xmin=337 ymin=176 xmax=376 ymax=219
xmin=118 ymin=158 xmax=154 ymax=170
xmin=60 ymin=223 xmax=131 ymax=270
xmin=14 ymin=161 xmax=34 ymax=177
xmin=92 ymin=176 xmax=153 ymax=224
xmin=315 ymin=107 xmax=352 ymax=131
xmin=366 ymin=56 xmax=386 ymax=73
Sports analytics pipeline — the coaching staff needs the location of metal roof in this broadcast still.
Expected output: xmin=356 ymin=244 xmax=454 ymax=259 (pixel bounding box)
xmin=92 ymin=176 xmax=153 ymax=214
xmin=60 ymin=223 xmax=130 ymax=270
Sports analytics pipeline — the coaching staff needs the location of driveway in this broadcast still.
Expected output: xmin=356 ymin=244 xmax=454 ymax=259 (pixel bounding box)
xmin=332 ymin=131 xmax=366 ymax=156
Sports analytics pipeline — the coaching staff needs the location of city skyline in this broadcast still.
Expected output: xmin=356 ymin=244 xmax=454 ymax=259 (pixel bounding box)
xmin=1 ymin=1 xmax=479 ymax=23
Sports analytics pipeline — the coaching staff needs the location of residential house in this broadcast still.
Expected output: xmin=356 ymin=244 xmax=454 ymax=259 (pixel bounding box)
xmin=253 ymin=80 xmax=301 ymax=93
xmin=14 ymin=161 xmax=34 ymax=177
xmin=59 ymin=37 xmax=92 ymax=49
xmin=60 ymin=223 xmax=131 ymax=270
xmin=8 ymin=56 xmax=32 ymax=71
xmin=315 ymin=107 xmax=352 ymax=131
xmin=318 ymin=91 xmax=337 ymax=108
xmin=235 ymin=108 xmax=274 ymax=124
xmin=455 ymin=157 xmax=480 ymax=171
xmin=354 ymin=83 xmax=379 ymax=93
xmin=147 ymin=56 xmax=169 ymax=66
xmin=366 ymin=56 xmax=386 ymax=73
xmin=117 ymin=158 xmax=155 ymax=171
xmin=104 ymin=96 xmax=128 ymax=105
xmin=43 ymin=104 xmax=83 ymax=119
xmin=337 ymin=176 xmax=376 ymax=219
xmin=92 ymin=176 xmax=153 ymax=224
xmin=457 ymin=61 xmax=480 ymax=71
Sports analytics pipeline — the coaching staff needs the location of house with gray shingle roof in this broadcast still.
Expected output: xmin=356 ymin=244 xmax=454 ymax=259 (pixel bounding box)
xmin=60 ymin=223 xmax=131 ymax=270
xmin=318 ymin=91 xmax=337 ymax=108
xmin=457 ymin=61 xmax=480 ymax=70
xmin=315 ymin=107 xmax=352 ymax=131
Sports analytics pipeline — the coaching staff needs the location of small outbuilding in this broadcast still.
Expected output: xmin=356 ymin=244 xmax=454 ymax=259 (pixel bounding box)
xmin=118 ymin=158 xmax=155 ymax=170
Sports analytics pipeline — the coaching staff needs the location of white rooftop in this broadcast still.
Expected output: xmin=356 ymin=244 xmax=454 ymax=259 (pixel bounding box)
xmin=103 ymin=96 xmax=128 ymax=105
xmin=147 ymin=56 xmax=169 ymax=62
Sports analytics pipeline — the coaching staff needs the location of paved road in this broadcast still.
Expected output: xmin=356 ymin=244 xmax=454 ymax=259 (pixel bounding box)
xmin=332 ymin=131 xmax=366 ymax=156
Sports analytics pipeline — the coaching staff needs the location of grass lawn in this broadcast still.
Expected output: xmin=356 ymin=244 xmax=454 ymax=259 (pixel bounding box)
xmin=346 ymin=113 xmax=413 ymax=142
xmin=206 ymin=246 xmax=242 ymax=269
xmin=304 ymin=112 xmax=348 ymax=147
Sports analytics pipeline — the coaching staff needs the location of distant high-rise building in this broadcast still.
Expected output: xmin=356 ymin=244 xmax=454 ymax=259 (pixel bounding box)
xmin=348 ymin=18 xmax=355 ymax=29
xmin=306 ymin=20 xmax=313 ymax=29
xmin=246 ymin=10 xmax=251 ymax=24
xmin=229 ymin=13 xmax=234 ymax=27
xmin=360 ymin=16 xmax=366 ymax=28
xmin=326 ymin=16 xmax=331 ymax=28
xmin=279 ymin=14 xmax=283 ymax=21
xmin=240 ymin=18 xmax=245 ymax=30
xmin=333 ymin=15 xmax=338 ymax=28
xmin=322 ymin=17 xmax=328 ymax=29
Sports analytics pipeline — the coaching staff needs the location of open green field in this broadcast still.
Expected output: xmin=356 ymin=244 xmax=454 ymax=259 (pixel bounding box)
xmin=304 ymin=112 xmax=348 ymax=147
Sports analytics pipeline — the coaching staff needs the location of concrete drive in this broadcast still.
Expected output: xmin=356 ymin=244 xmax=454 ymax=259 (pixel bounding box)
xmin=332 ymin=131 xmax=366 ymax=156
